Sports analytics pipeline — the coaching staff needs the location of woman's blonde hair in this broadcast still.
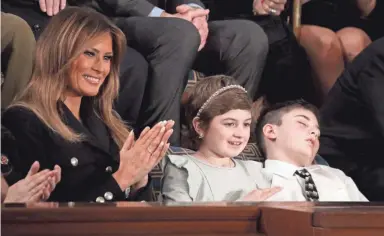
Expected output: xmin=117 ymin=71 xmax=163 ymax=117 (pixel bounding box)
xmin=10 ymin=7 xmax=130 ymax=147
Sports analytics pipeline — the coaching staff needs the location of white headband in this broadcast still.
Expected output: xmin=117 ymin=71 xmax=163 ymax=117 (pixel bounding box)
xmin=195 ymin=85 xmax=247 ymax=119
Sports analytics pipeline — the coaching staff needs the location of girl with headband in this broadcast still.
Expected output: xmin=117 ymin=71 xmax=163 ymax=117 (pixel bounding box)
xmin=161 ymin=75 xmax=281 ymax=202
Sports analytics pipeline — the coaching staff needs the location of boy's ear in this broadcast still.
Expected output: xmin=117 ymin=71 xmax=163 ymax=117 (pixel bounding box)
xmin=263 ymin=124 xmax=277 ymax=140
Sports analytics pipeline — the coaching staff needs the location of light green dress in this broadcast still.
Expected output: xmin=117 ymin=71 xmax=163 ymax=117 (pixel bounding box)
xmin=160 ymin=154 xmax=265 ymax=203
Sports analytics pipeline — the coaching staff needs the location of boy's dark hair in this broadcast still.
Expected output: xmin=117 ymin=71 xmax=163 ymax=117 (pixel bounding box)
xmin=255 ymin=99 xmax=319 ymax=156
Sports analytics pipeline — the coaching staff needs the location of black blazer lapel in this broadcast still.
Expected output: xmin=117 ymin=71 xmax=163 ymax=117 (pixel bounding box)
xmin=58 ymin=101 xmax=113 ymax=156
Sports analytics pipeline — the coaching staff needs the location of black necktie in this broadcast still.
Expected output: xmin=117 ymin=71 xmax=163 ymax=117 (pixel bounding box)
xmin=294 ymin=168 xmax=319 ymax=202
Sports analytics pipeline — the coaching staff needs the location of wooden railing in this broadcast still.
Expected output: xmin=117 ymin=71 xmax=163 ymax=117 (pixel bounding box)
xmin=2 ymin=202 xmax=384 ymax=236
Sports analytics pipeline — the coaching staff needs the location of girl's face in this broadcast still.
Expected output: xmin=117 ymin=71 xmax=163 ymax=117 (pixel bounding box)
xmin=199 ymin=109 xmax=252 ymax=158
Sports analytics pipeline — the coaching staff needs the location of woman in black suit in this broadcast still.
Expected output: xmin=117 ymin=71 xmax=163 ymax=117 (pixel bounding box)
xmin=2 ymin=7 xmax=174 ymax=202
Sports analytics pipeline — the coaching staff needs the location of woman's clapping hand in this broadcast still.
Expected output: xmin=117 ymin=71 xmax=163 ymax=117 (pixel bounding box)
xmin=114 ymin=120 xmax=174 ymax=190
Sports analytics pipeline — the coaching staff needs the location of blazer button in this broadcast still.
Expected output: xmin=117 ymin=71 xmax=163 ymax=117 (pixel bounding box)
xmin=70 ymin=157 xmax=78 ymax=167
xmin=95 ymin=196 xmax=105 ymax=203
xmin=32 ymin=24 xmax=41 ymax=32
xmin=125 ymin=187 xmax=131 ymax=199
xmin=105 ymin=166 xmax=112 ymax=173
xmin=104 ymin=192 xmax=114 ymax=201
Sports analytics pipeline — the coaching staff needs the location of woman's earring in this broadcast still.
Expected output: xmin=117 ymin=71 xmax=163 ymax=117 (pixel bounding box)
xmin=198 ymin=133 xmax=204 ymax=139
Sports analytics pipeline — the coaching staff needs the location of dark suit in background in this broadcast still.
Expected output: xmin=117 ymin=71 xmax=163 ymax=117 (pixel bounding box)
xmin=363 ymin=0 xmax=384 ymax=41
xmin=319 ymin=37 xmax=384 ymax=201
xmin=199 ymin=0 xmax=316 ymax=104
xmin=2 ymin=103 xmax=154 ymax=202
xmin=1 ymin=13 xmax=36 ymax=109
xmin=71 ymin=0 xmax=269 ymax=146
xmin=1 ymin=0 xmax=50 ymax=39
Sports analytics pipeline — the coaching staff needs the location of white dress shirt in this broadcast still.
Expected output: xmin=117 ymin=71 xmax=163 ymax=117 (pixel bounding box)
xmin=262 ymin=160 xmax=368 ymax=202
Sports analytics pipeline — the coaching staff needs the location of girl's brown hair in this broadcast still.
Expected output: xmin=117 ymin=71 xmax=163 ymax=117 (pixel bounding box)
xmin=184 ymin=75 xmax=253 ymax=150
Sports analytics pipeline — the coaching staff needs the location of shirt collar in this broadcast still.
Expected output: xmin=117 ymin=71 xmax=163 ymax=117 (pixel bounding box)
xmin=264 ymin=159 xmax=301 ymax=178
xmin=264 ymin=160 xmax=321 ymax=178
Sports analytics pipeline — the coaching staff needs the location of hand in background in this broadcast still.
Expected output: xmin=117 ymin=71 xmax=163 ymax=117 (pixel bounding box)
xmin=356 ymin=0 xmax=377 ymax=17
xmin=176 ymin=5 xmax=209 ymax=51
xmin=4 ymin=161 xmax=60 ymax=203
xmin=161 ymin=5 xmax=209 ymax=51
xmin=39 ymin=0 xmax=66 ymax=16
xmin=161 ymin=6 xmax=209 ymax=21
xmin=253 ymin=0 xmax=287 ymax=16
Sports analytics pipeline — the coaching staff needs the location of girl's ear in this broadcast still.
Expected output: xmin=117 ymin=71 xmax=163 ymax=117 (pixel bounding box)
xmin=192 ymin=117 xmax=204 ymax=138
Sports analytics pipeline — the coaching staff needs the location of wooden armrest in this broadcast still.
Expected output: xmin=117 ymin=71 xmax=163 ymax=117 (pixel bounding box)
xmin=292 ymin=0 xmax=302 ymax=39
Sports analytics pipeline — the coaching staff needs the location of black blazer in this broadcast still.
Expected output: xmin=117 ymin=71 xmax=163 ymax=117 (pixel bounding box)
xmin=1 ymin=102 xmax=154 ymax=202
